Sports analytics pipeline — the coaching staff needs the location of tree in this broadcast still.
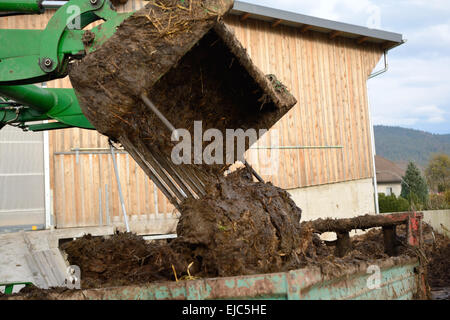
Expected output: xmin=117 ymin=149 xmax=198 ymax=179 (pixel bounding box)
xmin=401 ymin=161 xmax=429 ymax=207
xmin=425 ymin=153 xmax=450 ymax=193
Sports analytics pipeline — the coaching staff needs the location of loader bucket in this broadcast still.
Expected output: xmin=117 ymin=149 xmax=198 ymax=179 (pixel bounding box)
xmin=69 ymin=0 xmax=297 ymax=207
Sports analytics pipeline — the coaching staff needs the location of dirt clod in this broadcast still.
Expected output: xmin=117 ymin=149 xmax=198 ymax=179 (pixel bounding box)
xmin=174 ymin=168 xmax=303 ymax=277
xmin=62 ymin=233 xmax=183 ymax=289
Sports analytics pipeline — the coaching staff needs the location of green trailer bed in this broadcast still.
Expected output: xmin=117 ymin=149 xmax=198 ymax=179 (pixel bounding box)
xmin=6 ymin=256 xmax=424 ymax=300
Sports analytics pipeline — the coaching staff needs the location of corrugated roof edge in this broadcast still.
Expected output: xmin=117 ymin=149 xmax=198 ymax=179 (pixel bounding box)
xmin=231 ymin=1 xmax=404 ymax=49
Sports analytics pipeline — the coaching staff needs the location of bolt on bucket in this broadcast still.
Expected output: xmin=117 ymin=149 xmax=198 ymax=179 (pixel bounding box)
xmin=69 ymin=0 xmax=297 ymax=207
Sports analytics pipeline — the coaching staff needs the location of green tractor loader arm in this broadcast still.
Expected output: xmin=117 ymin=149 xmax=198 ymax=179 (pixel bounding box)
xmin=0 ymin=84 xmax=94 ymax=131
xmin=0 ymin=0 xmax=132 ymax=131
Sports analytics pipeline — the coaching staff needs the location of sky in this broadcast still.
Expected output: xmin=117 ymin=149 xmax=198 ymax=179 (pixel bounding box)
xmin=241 ymin=0 xmax=450 ymax=134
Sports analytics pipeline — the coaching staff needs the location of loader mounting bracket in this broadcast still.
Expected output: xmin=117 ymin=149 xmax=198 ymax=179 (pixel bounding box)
xmin=0 ymin=0 xmax=132 ymax=85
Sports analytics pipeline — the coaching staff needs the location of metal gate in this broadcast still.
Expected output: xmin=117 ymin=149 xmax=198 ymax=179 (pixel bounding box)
xmin=0 ymin=125 xmax=46 ymax=233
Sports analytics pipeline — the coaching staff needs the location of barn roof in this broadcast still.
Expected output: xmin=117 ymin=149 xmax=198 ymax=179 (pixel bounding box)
xmin=231 ymin=1 xmax=404 ymax=50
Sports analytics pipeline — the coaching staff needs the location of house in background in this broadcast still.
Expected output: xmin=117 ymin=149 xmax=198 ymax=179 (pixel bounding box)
xmin=375 ymin=155 xmax=405 ymax=197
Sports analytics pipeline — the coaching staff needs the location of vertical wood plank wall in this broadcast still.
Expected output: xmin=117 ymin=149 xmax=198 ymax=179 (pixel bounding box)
xmin=0 ymin=1 xmax=383 ymax=228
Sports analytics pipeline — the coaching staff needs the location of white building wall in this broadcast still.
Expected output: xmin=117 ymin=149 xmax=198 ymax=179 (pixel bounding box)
xmin=377 ymin=183 xmax=402 ymax=197
xmin=288 ymin=178 xmax=376 ymax=222
xmin=0 ymin=126 xmax=46 ymax=231
xmin=422 ymin=210 xmax=450 ymax=238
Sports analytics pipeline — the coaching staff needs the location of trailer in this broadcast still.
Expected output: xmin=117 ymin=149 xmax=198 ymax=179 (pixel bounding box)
xmin=28 ymin=256 xmax=422 ymax=300
xmin=2 ymin=212 xmax=429 ymax=300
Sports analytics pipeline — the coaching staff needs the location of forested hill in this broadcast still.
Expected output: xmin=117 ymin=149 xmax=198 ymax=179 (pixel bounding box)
xmin=374 ymin=125 xmax=450 ymax=167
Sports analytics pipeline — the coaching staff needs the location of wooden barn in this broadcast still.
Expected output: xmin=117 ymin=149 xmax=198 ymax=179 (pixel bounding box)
xmin=0 ymin=1 xmax=404 ymax=234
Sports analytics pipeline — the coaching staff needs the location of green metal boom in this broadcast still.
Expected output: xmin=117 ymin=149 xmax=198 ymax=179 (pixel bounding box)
xmin=0 ymin=1 xmax=43 ymax=14
xmin=0 ymin=0 xmax=132 ymax=131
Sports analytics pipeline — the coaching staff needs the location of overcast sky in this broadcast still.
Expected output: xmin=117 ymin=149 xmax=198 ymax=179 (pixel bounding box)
xmin=241 ymin=0 xmax=450 ymax=134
